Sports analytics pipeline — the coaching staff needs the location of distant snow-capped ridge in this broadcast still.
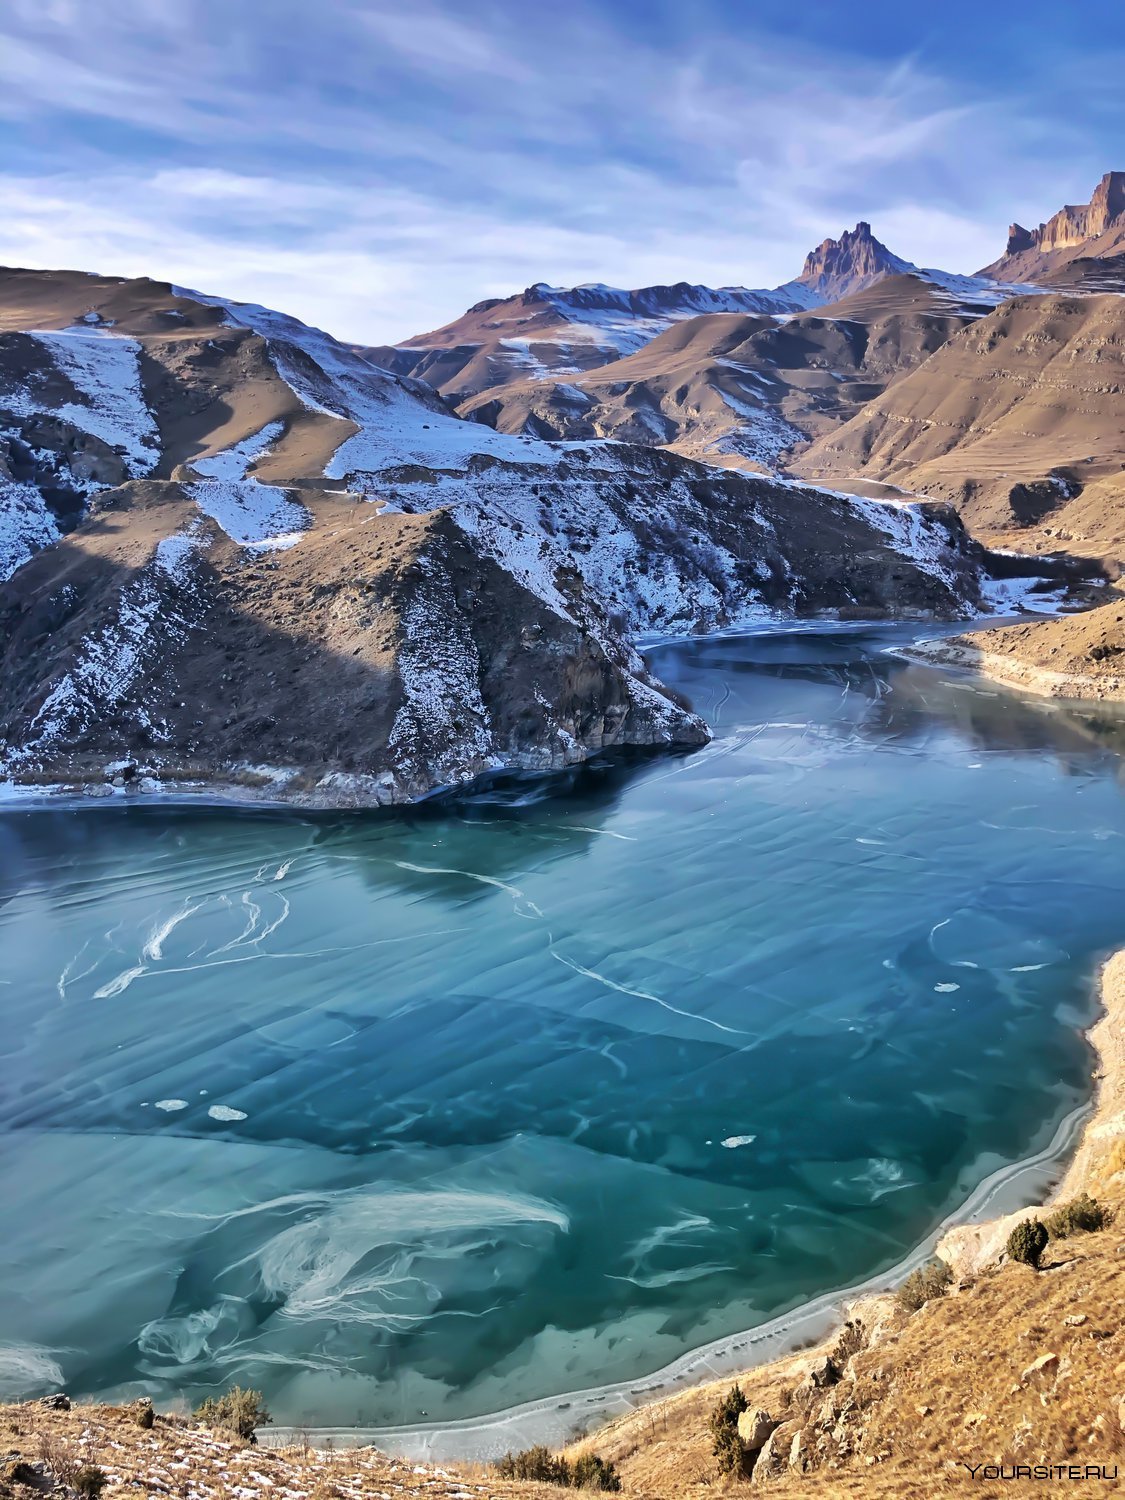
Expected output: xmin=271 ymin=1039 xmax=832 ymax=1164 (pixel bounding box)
xmin=377 ymin=223 xmax=1030 ymax=404
xmin=518 ymin=278 xmax=822 ymax=319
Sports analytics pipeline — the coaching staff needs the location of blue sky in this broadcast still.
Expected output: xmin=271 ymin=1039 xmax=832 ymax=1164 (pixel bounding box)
xmin=2 ymin=0 xmax=1123 ymax=342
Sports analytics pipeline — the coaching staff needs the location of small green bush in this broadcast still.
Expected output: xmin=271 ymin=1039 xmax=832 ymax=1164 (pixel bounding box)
xmin=74 ymin=1465 xmax=107 ymax=1500
xmin=712 ymin=1423 xmax=746 ymax=1477
xmin=1044 ymin=1193 xmax=1111 ymax=1239
xmin=1006 ymin=1217 xmax=1049 ymax=1269
xmin=709 ymin=1383 xmax=748 ymax=1476
xmin=493 ymin=1446 xmax=620 ymax=1491
xmin=194 ymin=1387 xmax=271 ymax=1443
xmin=572 ymin=1453 xmax=622 ymax=1491
xmin=897 ymin=1259 xmax=953 ymax=1313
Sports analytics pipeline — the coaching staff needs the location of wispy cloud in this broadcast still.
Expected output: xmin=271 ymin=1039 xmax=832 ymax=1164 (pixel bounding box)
xmin=0 ymin=0 xmax=1121 ymax=341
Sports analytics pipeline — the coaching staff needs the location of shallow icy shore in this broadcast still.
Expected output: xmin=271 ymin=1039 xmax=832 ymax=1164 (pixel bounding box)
xmin=269 ymin=1098 xmax=1096 ymax=1461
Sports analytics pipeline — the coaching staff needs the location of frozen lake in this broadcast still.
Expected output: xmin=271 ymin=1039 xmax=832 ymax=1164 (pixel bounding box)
xmin=2 ymin=624 xmax=1124 ymax=1439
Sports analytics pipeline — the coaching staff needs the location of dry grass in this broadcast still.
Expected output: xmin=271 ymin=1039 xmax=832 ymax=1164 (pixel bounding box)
xmin=0 ymin=1400 xmax=649 ymax=1500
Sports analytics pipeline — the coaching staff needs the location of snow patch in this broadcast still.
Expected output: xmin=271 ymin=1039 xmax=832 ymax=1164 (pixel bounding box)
xmin=0 ymin=476 xmax=61 ymax=583
xmin=11 ymin=538 xmax=201 ymax=759
xmin=189 ymin=423 xmax=310 ymax=550
xmin=714 ymin=389 xmax=806 ymax=469
xmin=18 ymin=329 xmax=160 ymax=473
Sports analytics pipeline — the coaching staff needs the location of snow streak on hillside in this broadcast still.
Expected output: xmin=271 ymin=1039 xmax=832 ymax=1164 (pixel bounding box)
xmin=4 ymin=329 xmax=160 ymax=473
xmin=189 ymin=423 xmax=310 ymax=550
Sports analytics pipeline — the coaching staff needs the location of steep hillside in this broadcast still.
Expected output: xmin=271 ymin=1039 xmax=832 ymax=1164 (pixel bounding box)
xmin=979 ymin=170 xmax=1125 ymax=289
xmin=0 ymin=266 xmax=997 ymax=806
xmin=793 ymin=293 xmax=1125 ymax=551
xmin=368 ymin=230 xmax=1017 ymax=406
xmin=457 ymin=274 xmax=1007 ymax=469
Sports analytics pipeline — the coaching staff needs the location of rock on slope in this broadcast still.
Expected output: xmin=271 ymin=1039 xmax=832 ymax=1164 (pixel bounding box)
xmin=457 ymin=273 xmax=999 ymax=469
xmin=793 ymin=292 xmax=1125 ymax=553
xmin=0 ymin=266 xmax=989 ymax=805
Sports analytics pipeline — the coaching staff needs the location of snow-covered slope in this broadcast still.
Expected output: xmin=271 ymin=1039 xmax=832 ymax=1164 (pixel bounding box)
xmin=0 ymin=325 xmax=161 ymax=582
xmin=0 ymin=266 xmax=1006 ymax=808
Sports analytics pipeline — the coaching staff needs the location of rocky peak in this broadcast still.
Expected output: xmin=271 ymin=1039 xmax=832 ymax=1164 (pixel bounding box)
xmin=1034 ymin=170 xmax=1125 ymax=252
xmin=795 ymin=222 xmax=912 ymax=300
xmin=1005 ymin=223 xmax=1035 ymax=256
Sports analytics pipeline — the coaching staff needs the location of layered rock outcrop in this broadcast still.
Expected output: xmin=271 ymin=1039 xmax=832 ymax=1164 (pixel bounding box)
xmin=979 ymin=171 xmax=1125 ymax=286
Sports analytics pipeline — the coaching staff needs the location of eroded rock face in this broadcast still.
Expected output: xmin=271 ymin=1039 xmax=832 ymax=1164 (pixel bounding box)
xmin=978 ymin=172 xmax=1125 ymax=286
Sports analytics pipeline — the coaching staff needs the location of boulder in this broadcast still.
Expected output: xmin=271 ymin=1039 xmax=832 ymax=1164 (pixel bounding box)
xmin=802 ymin=1353 xmax=839 ymax=1388
xmin=737 ymin=1408 xmax=779 ymax=1453
xmin=1021 ymin=1352 xmax=1059 ymax=1384
xmin=750 ymin=1422 xmax=798 ymax=1486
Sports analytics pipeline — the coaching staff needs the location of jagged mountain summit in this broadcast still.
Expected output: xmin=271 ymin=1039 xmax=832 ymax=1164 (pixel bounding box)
xmin=792 ymin=221 xmax=913 ymax=300
xmin=978 ymin=171 xmax=1125 ymax=289
xmin=0 ymin=265 xmax=1001 ymax=807
xmin=367 ymin=225 xmax=1019 ymax=406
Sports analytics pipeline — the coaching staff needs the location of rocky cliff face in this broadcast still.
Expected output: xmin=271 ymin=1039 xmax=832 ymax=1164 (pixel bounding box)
xmin=0 ymin=266 xmax=993 ymax=806
xmin=979 ymin=171 xmax=1125 ymax=286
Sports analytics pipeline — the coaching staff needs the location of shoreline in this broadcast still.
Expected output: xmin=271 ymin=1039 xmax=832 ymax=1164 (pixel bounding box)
xmin=901 ymin=635 xmax=1125 ymax=704
xmin=0 ymin=607 xmax=1063 ymax=816
xmin=265 ymin=947 xmax=1125 ymax=1463
xmin=7 ymin=617 xmax=1123 ymax=1463
xmin=264 ymin=1088 xmax=1099 ymax=1461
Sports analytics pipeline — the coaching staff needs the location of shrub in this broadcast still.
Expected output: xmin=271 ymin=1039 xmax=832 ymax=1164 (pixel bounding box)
xmin=832 ymin=1318 xmax=867 ymax=1362
xmin=897 ymin=1259 xmax=953 ymax=1313
xmin=194 ymin=1387 xmax=271 ymax=1443
xmin=572 ymin=1453 xmax=622 ymax=1491
xmin=1007 ymin=1218 xmax=1049 ymax=1269
xmin=709 ymin=1383 xmax=748 ymax=1476
xmin=134 ymin=1401 xmax=155 ymax=1430
xmin=494 ymin=1446 xmax=570 ymax=1485
xmin=493 ymin=1446 xmax=620 ymax=1491
xmin=37 ymin=1433 xmax=78 ymax=1487
xmin=1044 ymin=1194 xmax=1111 ymax=1239
xmin=74 ymin=1466 xmax=107 ymax=1500
xmin=712 ymin=1423 xmax=746 ymax=1477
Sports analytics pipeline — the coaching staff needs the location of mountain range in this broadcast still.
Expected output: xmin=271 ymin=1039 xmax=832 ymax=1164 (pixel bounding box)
xmin=2 ymin=172 xmax=1124 ymax=804
xmin=367 ymin=220 xmax=1024 ymax=406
